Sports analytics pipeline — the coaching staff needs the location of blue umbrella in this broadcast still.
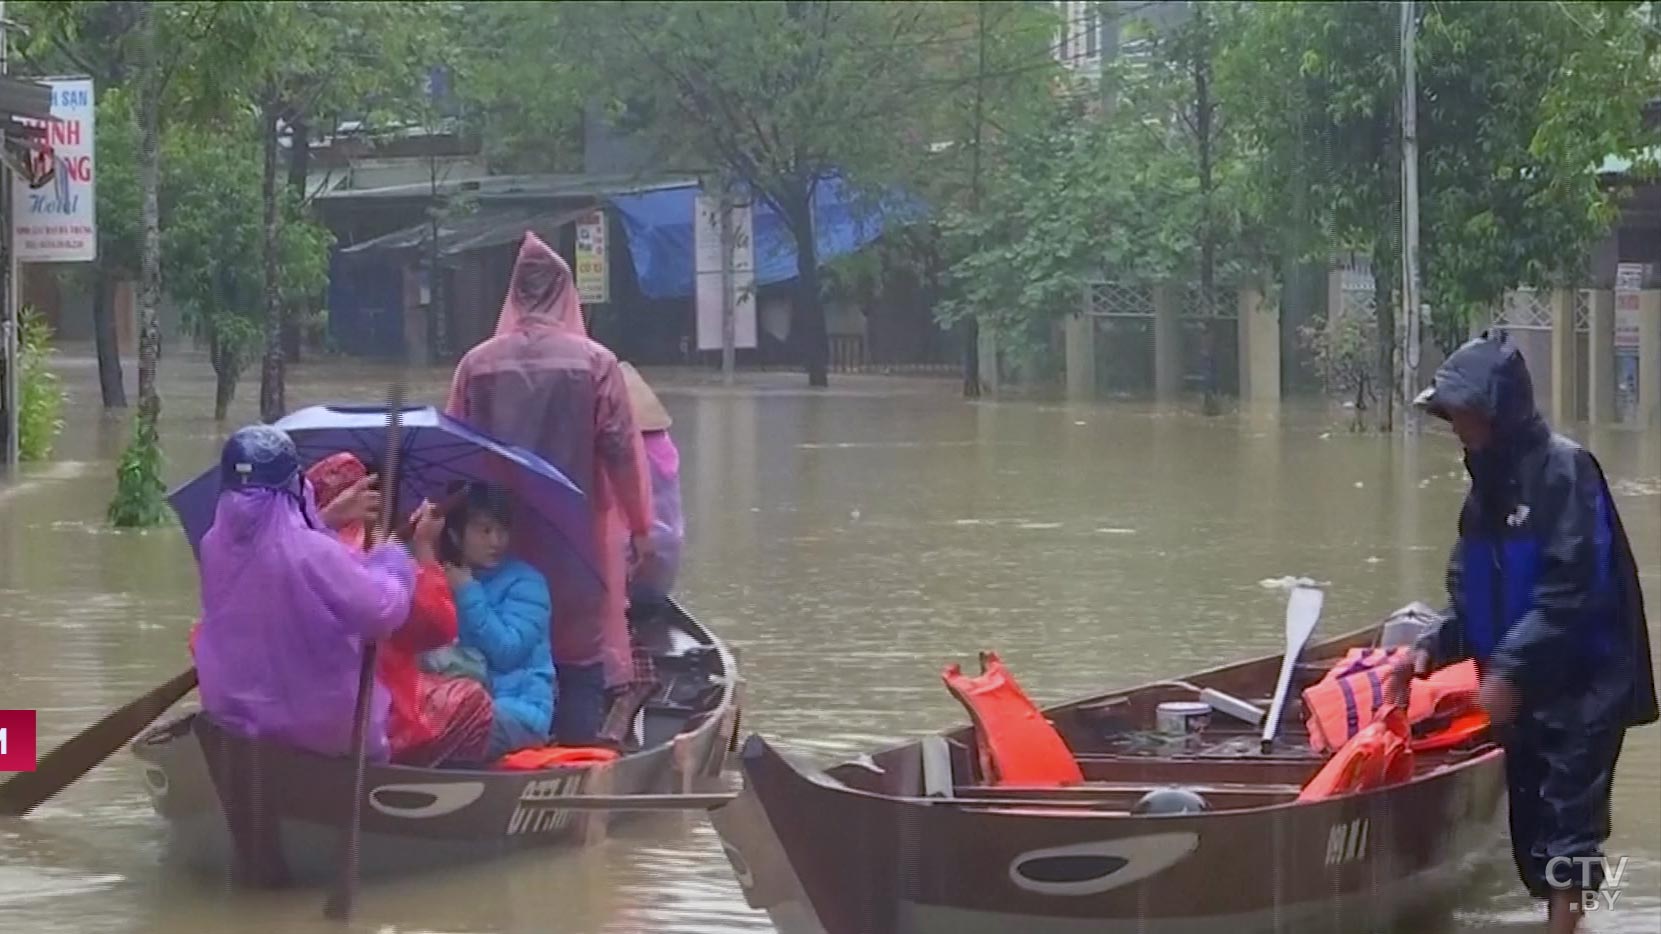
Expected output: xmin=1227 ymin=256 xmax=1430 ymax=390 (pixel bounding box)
xmin=167 ymin=404 xmax=602 ymax=593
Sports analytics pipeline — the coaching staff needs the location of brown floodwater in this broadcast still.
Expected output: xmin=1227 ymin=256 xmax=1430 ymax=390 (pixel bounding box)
xmin=1 ymin=347 xmax=1656 ymax=934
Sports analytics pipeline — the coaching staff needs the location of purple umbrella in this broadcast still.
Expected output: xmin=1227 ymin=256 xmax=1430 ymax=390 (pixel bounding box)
xmin=167 ymin=404 xmax=602 ymax=593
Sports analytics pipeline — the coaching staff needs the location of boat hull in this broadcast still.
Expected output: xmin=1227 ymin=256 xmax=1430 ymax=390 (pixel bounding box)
xmin=134 ymin=599 xmax=742 ymax=885
xmin=712 ymin=622 xmax=1509 ymax=934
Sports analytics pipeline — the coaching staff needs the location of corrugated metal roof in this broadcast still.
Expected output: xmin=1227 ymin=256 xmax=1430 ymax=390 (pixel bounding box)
xmin=317 ymin=172 xmax=696 ymax=204
xmin=337 ymin=205 xmax=594 ymax=260
xmin=0 ymin=77 xmax=52 ymax=121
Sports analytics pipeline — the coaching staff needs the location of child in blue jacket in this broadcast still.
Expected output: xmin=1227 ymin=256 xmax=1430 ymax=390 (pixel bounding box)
xmin=442 ymin=484 xmax=555 ymax=759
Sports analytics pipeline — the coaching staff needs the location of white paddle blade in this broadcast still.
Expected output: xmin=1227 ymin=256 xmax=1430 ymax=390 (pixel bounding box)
xmin=1285 ymin=586 xmax=1324 ymax=640
xmin=1261 ymin=586 xmax=1326 ymax=751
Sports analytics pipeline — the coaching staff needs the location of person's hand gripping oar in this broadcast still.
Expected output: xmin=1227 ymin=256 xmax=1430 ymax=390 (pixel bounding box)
xmin=324 ymin=382 xmax=405 ymax=922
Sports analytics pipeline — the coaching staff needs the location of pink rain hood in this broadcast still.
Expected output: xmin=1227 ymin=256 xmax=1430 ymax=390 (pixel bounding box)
xmin=194 ymin=483 xmax=415 ymax=761
xmin=446 ymin=232 xmax=652 ymax=684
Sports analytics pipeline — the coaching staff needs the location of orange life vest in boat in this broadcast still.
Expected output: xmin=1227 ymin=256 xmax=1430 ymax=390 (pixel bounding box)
xmin=942 ymin=652 xmax=1084 ymax=787
xmin=1302 ymin=649 xmax=1481 ymax=754
xmin=494 ymin=745 xmax=621 ymax=771
xmin=1297 ymin=704 xmax=1415 ymax=801
xmin=1410 ymin=709 xmax=1490 ymax=753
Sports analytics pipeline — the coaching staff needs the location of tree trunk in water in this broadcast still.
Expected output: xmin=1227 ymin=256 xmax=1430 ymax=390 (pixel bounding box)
xmin=258 ymin=101 xmax=285 ymax=423
xmin=136 ymin=3 xmax=162 ymax=429
xmin=211 ymin=335 xmax=236 ymax=422
xmin=92 ymin=271 xmax=127 ymax=408
xmin=1373 ymin=263 xmax=1396 ymax=433
xmin=787 ymin=190 xmax=829 ymax=388
xmin=962 ymin=1 xmax=986 ymax=400
xmin=282 ymin=116 xmax=309 ymax=364
xmin=1193 ymin=8 xmax=1220 ymax=417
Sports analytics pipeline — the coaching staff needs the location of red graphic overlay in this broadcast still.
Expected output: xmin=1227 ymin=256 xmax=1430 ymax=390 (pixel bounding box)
xmin=0 ymin=710 xmax=38 ymax=771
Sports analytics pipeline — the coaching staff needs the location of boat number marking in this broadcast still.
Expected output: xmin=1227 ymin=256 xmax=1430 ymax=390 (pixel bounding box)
xmin=506 ymin=775 xmax=585 ymax=836
xmin=1325 ymin=817 xmax=1369 ymax=867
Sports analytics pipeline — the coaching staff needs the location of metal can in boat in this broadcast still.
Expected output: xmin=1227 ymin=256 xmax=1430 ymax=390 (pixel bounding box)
xmin=1155 ymin=701 xmax=1212 ymax=736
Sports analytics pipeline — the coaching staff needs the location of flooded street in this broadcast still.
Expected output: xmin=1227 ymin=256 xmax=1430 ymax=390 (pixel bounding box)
xmin=1 ymin=349 xmax=1656 ymax=934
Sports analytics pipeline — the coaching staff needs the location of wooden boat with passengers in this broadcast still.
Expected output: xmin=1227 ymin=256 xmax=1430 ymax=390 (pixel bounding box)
xmin=132 ymin=598 xmax=743 ymax=884
xmin=710 ymin=597 xmax=1506 ymax=934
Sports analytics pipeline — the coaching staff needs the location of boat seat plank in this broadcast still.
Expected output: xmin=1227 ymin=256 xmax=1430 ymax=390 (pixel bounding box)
xmin=1072 ymin=755 xmax=1322 ymax=785
xmin=954 ymin=781 xmax=1302 ymax=800
xmin=920 ymin=735 xmax=954 ymax=798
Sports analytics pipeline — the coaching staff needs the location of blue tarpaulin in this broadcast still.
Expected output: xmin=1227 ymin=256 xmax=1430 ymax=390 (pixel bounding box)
xmin=609 ymin=175 xmax=923 ymax=300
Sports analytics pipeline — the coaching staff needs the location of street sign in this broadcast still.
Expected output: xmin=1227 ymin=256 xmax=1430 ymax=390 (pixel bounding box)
xmin=11 ymin=76 xmax=96 ymax=263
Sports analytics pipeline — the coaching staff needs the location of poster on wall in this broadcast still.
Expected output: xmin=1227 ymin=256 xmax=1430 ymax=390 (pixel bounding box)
xmin=11 ymin=76 xmax=96 ymax=263
xmin=573 ymin=210 xmax=609 ymax=304
xmin=694 ymin=192 xmax=757 ymax=352
xmin=1614 ymin=262 xmax=1643 ymax=352
xmin=1613 ymin=262 xmax=1643 ymax=420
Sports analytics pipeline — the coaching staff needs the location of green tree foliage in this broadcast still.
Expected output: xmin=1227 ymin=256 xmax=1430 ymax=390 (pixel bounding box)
xmin=557 ymin=0 xmax=950 ymax=387
xmin=21 ymin=0 xmax=264 ymax=523
xmin=1300 ymin=310 xmax=1377 ymax=432
xmin=1222 ymin=0 xmax=1656 ymax=427
xmin=106 ymin=411 xmax=170 ymax=528
xmin=939 ymin=4 xmax=1265 ymax=384
xmin=17 ymin=309 xmax=66 ymax=461
xmin=162 ymin=124 xmax=333 ymax=420
xmin=229 ymin=0 xmax=434 ymax=420
xmin=451 ymin=2 xmax=586 ymax=174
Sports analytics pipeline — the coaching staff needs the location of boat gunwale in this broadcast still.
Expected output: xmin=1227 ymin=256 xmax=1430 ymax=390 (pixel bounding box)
xmin=135 ymin=595 xmax=741 ymax=783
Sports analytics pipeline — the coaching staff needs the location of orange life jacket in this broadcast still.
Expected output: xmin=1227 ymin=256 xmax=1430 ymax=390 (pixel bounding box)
xmin=494 ymin=745 xmax=621 ymax=771
xmin=1409 ymin=709 xmax=1489 ymax=753
xmin=1297 ymin=704 xmax=1414 ymax=801
xmin=942 ymin=652 xmax=1084 ymax=787
xmin=1302 ymin=650 xmax=1481 ymax=753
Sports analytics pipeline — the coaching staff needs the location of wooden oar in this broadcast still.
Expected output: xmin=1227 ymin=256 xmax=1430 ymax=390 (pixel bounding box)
xmin=1260 ymin=586 xmax=1324 ymax=754
xmin=324 ymin=383 xmax=405 ymax=922
xmin=0 ymin=666 xmax=198 ymax=817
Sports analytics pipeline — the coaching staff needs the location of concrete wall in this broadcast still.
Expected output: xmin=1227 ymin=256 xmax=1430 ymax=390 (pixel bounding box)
xmin=1057 ymin=272 xmax=1660 ymax=434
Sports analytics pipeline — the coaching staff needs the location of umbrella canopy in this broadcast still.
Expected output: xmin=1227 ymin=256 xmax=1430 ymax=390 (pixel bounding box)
xmin=167 ymin=404 xmax=602 ymax=593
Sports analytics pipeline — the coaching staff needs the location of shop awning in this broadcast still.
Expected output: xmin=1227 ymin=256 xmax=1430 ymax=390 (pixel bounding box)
xmin=337 ymin=205 xmax=594 ymax=261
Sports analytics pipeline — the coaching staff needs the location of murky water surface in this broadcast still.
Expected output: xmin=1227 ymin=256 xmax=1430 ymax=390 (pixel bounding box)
xmin=2 ymin=350 xmax=1656 ymax=933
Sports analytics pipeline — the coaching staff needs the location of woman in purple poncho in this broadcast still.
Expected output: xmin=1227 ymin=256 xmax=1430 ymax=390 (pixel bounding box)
xmin=193 ymin=425 xmax=417 ymax=761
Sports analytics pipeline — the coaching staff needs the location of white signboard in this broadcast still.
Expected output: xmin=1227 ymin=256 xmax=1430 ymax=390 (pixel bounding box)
xmin=573 ymin=210 xmax=608 ymax=304
xmin=13 ymin=77 xmax=96 ymax=263
xmin=1614 ymin=262 xmax=1643 ymax=352
xmin=694 ymin=192 xmax=757 ymax=352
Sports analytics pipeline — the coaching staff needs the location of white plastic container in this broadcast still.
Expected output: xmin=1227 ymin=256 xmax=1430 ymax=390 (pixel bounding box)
xmin=1155 ymin=701 xmax=1212 ymax=736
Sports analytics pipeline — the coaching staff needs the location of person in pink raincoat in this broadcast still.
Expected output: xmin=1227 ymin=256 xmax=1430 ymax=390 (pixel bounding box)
xmin=194 ymin=425 xmax=419 ymax=762
xmin=619 ymin=362 xmax=683 ymax=607
xmin=446 ymin=232 xmax=653 ymax=744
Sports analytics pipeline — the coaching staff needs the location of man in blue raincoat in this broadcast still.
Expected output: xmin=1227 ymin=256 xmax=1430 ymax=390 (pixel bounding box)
xmin=1406 ymin=331 xmax=1657 ymax=934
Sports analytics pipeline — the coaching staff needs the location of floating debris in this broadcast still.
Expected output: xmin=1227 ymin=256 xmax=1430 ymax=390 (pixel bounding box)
xmin=1258 ymin=575 xmax=1328 ymax=591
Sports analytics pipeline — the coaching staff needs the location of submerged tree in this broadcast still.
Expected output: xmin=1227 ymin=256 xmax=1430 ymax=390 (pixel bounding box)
xmin=938 ymin=3 xmax=1269 ymax=396
xmin=236 ymin=0 xmax=432 ymax=421
xmin=559 ymin=0 xmax=946 ymax=387
xmin=1223 ymin=0 xmax=1655 ymax=430
xmin=163 ymin=124 xmax=332 ymax=420
xmin=14 ymin=1 xmax=144 ymax=410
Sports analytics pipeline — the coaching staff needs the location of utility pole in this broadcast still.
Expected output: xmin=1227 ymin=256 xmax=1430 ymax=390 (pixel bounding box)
xmin=1399 ymin=0 xmax=1422 ymax=433
xmin=1 ymin=0 xmax=18 ymax=472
